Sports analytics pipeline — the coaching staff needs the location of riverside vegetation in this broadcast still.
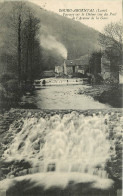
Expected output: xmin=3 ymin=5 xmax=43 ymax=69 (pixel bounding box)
xmin=78 ymin=84 xmax=123 ymax=108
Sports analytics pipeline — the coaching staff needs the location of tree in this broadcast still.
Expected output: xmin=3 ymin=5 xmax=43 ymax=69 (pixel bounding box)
xmin=7 ymin=2 xmax=26 ymax=85
xmin=21 ymin=10 xmax=41 ymax=83
xmin=89 ymin=51 xmax=102 ymax=75
xmin=99 ymin=21 xmax=122 ymax=63
xmin=99 ymin=21 xmax=123 ymax=84
xmin=2 ymin=2 xmax=42 ymax=86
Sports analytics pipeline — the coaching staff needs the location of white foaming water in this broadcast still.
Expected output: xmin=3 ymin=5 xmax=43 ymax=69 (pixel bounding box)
xmin=2 ymin=112 xmax=115 ymax=189
xmin=0 ymin=172 xmax=113 ymax=191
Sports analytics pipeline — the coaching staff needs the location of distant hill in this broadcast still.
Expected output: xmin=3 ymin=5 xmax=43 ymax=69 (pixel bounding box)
xmin=0 ymin=1 xmax=100 ymax=72
xmin=29 ymin=2 xmax=100 ymax=58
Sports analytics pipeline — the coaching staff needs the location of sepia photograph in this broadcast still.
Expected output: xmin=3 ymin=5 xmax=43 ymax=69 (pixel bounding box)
xmin=0 ymin=0 xmax=122 ymax=195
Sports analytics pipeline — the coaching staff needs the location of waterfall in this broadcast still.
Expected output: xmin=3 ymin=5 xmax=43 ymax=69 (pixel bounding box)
xmin=2 ymin=111 xmax=116 ymax=190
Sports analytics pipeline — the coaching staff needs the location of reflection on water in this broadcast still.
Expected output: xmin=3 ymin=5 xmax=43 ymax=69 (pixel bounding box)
xmin=22 ymin=85 xmax=110 ymax=109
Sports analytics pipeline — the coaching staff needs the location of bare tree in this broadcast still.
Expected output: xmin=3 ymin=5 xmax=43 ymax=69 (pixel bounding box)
xmin=99 ymin=21 xmax=123 ymax=83
xmin=99 ymin=21 xmax=122 ymax=59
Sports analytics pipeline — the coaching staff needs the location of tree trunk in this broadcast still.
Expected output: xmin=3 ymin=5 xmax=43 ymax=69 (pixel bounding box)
xmin=18 ymin=14 xmax=22 ymax=86
xmin=25 ymin=39 xmax=29 ymax=84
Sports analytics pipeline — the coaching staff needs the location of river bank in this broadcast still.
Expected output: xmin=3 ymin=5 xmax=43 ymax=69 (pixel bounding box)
xmin=0 ymin=73 xmax=35 ymax=112
xmin=78 ymin=84 xmax=123 ymax=108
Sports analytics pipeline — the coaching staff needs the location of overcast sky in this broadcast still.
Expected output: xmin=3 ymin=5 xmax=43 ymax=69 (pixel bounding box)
xmin=29 ymin=0 xmax=122 ymax=32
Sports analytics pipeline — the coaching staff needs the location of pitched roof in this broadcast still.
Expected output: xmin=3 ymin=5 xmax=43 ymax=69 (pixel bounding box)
xmin=65 ymin=55 xmax=89 ymax=66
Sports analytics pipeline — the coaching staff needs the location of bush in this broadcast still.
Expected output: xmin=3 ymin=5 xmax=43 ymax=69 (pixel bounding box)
xmin=0 ymin=84 xmax=6 ymax=99
xmin=5 ymin=79 xmax=19 ymax=93
xmin=0 ymin=73 xmax=35 ymax=110
xmin=0 ymin=74 xmax=21 ymax=110
xmin=0 ymin=73 xmax=17 ymax=88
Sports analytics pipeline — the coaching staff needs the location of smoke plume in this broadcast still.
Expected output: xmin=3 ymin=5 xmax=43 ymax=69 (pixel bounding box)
xmin=40 ymin=35 xmax=67 ymax=59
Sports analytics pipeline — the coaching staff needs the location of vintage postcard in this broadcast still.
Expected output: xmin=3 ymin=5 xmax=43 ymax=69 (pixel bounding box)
xmin=0 ymin=0 xmax=122 ymax=195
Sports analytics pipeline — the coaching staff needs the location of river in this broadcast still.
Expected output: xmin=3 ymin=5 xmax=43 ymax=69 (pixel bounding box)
xmin=0 ymin=85 xmax=122 ymax=196
xmin=21 ymin=85 xmax=110 ymax=109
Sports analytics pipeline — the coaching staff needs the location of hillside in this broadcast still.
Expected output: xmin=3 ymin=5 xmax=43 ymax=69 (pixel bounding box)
xmin=0 ymin=1 xmax=100 ymax=73
xmin=29 ymin=2 xmax=100 ymax=58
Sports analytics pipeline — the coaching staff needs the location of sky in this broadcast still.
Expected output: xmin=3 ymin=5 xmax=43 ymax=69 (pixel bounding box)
xmin=28 ymin=0 xmax=122 ymax=32
xmin=0 ymin=0 xmax=122 ymax=32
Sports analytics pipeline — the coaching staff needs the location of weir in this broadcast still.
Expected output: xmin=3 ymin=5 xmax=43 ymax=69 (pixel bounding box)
xmin=0 ymin=109 xmax=122 ymax=196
